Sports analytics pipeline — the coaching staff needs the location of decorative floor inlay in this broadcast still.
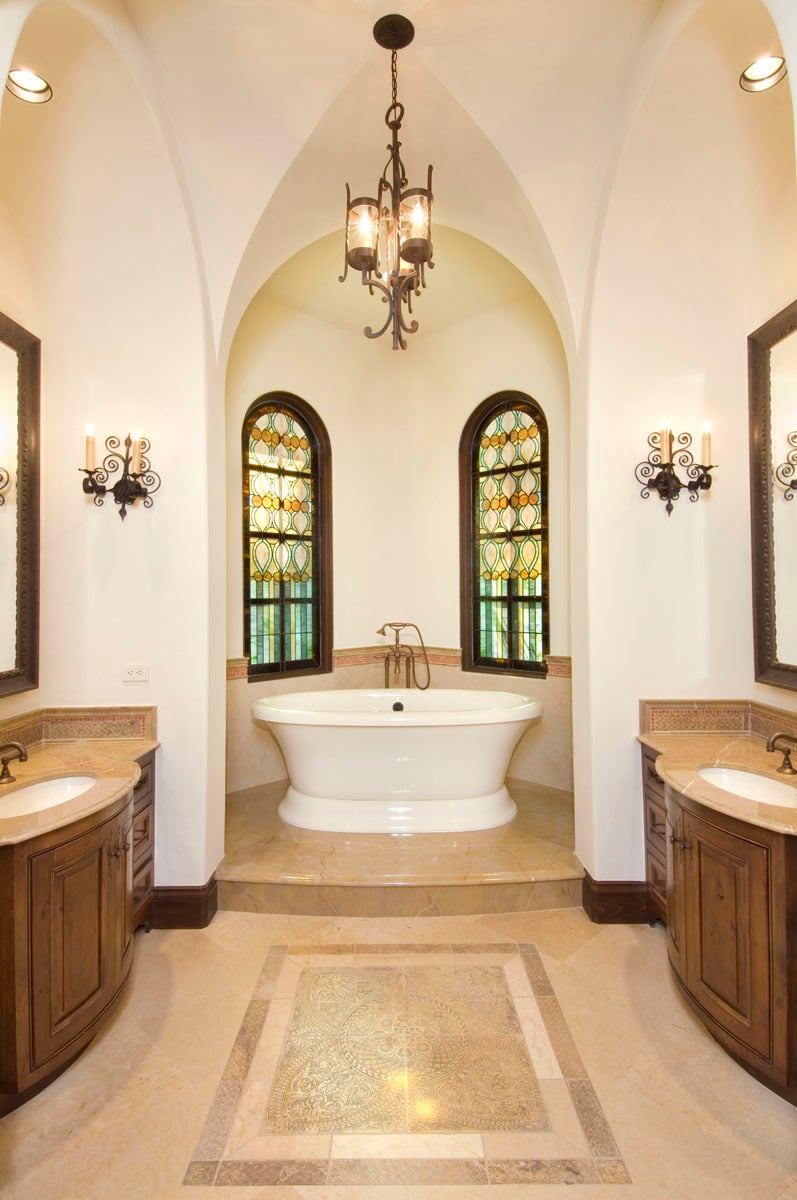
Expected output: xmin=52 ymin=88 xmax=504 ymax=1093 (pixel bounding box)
xmin=185 ymin=942 xmax=629 ymax=1187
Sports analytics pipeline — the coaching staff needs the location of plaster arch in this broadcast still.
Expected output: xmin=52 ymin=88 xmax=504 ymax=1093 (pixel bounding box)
xmin=0 ymin=0 xmax=225 ymax=884
xmin=218 ymin=49 xmax=575 ymax=381
xmin=571 ymin=0 xmax=797 ymax=881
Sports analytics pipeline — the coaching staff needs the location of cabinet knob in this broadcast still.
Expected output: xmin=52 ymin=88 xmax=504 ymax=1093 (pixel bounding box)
xmin=669 ymin=834 xmax=692 ymax=851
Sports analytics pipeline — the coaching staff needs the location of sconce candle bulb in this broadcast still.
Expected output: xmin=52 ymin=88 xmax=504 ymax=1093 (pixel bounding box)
xmin=659 ymin=422 xmax=672 ymax=465
xmin=79 ymin=431 xmax=161 ymax=520
xmin=635 ymin=426 xmax=716 ymax=515
xmin=84 ymin=425 xmax=96 ymax=472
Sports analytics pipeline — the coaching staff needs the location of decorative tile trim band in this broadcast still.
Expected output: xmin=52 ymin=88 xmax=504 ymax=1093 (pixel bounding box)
xmin=184 ymin=941 xmax=629 ymax=1188
xmin=546 ymin=656 xmax=572 ymax=678
xmin=0 ymin=705 xmax=157 ymax=746
xmin=640 ymin=698 xmax=797 ymax=739
xmin=227 ymin=651 xmax=572 ymax=679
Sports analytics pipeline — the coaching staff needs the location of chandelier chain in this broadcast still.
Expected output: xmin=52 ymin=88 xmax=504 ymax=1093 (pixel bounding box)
xmin=391 ymin=49 xmax=398 ymax=106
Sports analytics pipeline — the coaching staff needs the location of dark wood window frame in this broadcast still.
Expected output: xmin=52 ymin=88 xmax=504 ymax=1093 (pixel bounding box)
xmin=242 ymin=391 xmax=332 ymax=680
xmin=459 ymin=391 xmax=549 ymax=677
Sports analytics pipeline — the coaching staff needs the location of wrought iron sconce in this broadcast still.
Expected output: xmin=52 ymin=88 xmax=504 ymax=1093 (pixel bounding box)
xmin=635 ymin=424 xmax=716 ymax=515
xmin=774 ymin=431 xmax=797 ymax=498
xmin=0 ymin=466 xmax=9 ymax=506
xmin=79 ymin=428 xmax=161 ymax=521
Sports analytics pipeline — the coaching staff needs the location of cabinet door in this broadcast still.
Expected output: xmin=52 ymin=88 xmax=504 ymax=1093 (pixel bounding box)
xmin=683 ymin=811 xmax=772 ymax=1060
xmin=665 ymin=802 xmax=686 ymax=978
xmin=114 ymin=806 xmax=135 ymax=986
xmin=29 ymin=818 xmax=116 ymax=1071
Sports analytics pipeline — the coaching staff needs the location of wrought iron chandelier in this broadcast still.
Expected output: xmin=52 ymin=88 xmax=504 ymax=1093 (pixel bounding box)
xmin=339 ymin=14 xmax=434 ymax=351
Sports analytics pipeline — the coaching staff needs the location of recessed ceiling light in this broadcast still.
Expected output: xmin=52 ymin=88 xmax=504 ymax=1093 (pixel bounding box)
xmin=740 ymin=55 xmax=787 ymax=92
xmin=5 ymin=67 xmax=52 ymax=104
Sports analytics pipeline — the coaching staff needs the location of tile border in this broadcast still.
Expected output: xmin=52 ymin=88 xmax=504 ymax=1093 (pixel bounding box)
xmin=640 ymin=697 xmax=797 ymax=739
xmin=226 ymin=652 xmax=572 ymax=680
xmin=184 ymin=941 xmax=629 ymax=1188
xmin=0 ymin=704 xmax=157 ymax=745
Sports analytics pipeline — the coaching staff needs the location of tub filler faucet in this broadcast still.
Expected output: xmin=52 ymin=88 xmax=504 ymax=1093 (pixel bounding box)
xmin=376 ymin=622 xmax=431 ymax=690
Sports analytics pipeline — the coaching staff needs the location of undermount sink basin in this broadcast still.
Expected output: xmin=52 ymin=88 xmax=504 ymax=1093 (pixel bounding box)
xmin=698 ymin=767 xmax=797 ymax=808
xmin=0 ymin=775 xmax=97 ymax=818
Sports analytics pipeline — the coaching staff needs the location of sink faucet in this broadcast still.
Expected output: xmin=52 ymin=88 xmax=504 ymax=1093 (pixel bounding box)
xmin=0 ymin=742 xmax=28 ymax=784
xmin=766 ymin=732 xmax=797 ymax=775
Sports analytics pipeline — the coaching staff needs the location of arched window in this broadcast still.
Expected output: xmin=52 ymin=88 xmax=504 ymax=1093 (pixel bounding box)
xmin=460 ymin=392 xmax=549 ymax=675
xmin=242 ymin=393 xmax=332 ymax=678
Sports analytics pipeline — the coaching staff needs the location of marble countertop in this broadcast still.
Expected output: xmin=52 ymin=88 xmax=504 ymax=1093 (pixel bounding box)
xmin=0 ymin=738 xmax=158 ymax=845
xmin=638 ymin=732 xmax=797 ymax=836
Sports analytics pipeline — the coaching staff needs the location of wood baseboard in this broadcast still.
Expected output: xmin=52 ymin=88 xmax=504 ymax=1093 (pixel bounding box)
xmin=151 ymin=875 xmax=217 ymax=929
xmin=582 ymin=872 xmax=649 ymax=924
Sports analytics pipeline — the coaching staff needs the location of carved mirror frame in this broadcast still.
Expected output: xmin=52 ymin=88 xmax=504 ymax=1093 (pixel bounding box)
xmin=748 ymin=298 xmax=797 ymax=690
xmin=0 ymin=311 xmax=40 ymax=697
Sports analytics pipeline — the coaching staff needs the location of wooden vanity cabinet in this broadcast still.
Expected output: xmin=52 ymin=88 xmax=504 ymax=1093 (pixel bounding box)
xmin=665 ymin=785 xmax=796 ymax=1102
xmin=132 ymin=750 xmax=155 ymax=930
xmin=641 ymin=745 xmax=668 ymax=923
xmin=0 ymin=790 xmax=135 ymax=1114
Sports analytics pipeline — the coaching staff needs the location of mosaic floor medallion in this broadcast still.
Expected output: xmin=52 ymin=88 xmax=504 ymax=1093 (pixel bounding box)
xmin=185 ymin=943 xmax=630 ymax=1188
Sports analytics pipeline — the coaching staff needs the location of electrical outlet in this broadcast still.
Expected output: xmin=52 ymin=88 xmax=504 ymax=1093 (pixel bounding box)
xmin=121 ymin=663 xmax=150 ymax=682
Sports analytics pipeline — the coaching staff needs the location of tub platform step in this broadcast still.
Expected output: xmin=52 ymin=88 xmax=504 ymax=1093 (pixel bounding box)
xmin=217 ymin=778 xmax=583 ymax=917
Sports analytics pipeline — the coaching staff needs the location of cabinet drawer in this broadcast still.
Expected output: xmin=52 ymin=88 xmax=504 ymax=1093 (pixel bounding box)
xmin=641 ymin=751 xmax=664 ymax=801
xmin=132 ymin=803 xmax=153 ymax=867
xmin=645 ymin=793 xmax=667 ymax=856
xmin=646 ymin=843 xmax=667 ymax=912
xmin=133 ymin=758 xmax=154 ymax=813
xmin=133 ymin=859 xmax=153 ymax=917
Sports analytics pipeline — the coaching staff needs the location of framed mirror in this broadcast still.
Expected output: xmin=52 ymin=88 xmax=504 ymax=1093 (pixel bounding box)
xmin=0 ymin=311 xmax=39 ymax=697
xmin=749 ymin=299 xmax=797 ymax=689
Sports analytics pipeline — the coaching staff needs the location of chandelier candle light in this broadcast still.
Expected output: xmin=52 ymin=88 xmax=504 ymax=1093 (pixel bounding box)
xmin=635 ymin=421 xmax=716 ymax=514
xmin=339 ymin=13 xmax=434 ymax=350
xmin=80 ymin=426 xmax=161 ymax=520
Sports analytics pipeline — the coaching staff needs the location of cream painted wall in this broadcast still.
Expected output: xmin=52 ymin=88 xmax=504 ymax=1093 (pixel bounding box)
xmin=226 ymin=230 xmax=570 ymax=657
xmin=573 ymin=0 xmax=797 ymax=880
xmin=0 ymin=2 xmax=223 ymax=885
xmin=225 ymin=232 xmax=573 ymax=801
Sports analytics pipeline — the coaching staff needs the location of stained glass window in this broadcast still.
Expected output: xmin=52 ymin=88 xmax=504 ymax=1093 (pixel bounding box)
xmin=243 ymin=394 xmax=331 ymax=678
xmin=460 ymin=393 xmax=549 ymax=675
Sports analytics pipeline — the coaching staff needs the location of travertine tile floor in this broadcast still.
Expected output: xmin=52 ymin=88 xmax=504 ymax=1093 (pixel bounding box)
xmin=1 ymin=908 xmax=795 ymax=1198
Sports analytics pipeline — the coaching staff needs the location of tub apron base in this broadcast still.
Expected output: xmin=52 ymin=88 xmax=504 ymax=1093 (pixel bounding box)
xmin=277 ymin=786 xmax=518 ymax=834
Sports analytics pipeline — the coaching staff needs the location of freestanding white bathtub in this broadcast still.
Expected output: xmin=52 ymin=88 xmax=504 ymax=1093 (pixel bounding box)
xmin=251 ymin=689 xmax=541 ymax=833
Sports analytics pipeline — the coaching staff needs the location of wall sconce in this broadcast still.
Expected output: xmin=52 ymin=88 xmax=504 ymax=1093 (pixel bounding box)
xmin=635 ymin=422 xmax=715 ymax=515
xmin=774 ymin=431 xmax=797 ymax=498
xmin=0 ymin=466 xmax=9 ymax=506
xmin=79 ymin=428 xmax=161 ymax=521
